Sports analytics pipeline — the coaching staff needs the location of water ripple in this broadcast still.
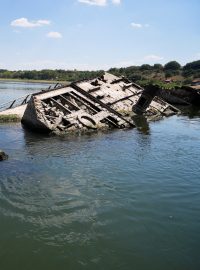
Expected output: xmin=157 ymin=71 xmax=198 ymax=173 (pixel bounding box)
xmin=1 ymin=113 xmax=200 ymax=269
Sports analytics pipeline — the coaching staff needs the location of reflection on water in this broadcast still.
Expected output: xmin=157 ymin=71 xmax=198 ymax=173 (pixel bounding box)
xmin=0 ymin=82 xmax=200 ymax=270
xmin=132 ymin=115 xmax=150 ymax=135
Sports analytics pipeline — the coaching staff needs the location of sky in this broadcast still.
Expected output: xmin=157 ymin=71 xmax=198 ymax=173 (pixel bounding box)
xmin=0 ymin=0 xmax=199 ymax=70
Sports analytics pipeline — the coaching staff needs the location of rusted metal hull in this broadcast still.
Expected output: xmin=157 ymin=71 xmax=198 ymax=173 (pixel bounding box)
xmin=22 ymin=73 xmax=179 ymax=134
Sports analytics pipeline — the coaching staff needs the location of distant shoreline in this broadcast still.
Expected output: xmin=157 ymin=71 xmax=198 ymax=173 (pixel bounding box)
xmin=0 ymin=78 xmax=68 ymax=84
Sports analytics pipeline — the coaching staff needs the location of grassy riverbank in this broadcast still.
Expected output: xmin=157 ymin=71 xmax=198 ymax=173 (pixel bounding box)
xmin=0 ymin=114 xmax=21 ymax=123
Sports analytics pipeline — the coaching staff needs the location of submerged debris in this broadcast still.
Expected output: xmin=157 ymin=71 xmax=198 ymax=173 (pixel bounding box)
xmin=0 ymin=150 xmax=8 ymax=161
xmin=22 ymin=73 xmax=179 ymax=134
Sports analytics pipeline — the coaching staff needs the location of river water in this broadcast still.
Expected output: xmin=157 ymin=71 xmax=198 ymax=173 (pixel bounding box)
xmin=0 ymin=80 xmax=51 ymax=104
xmin=0 ymin=82 xmax=200 ymax=270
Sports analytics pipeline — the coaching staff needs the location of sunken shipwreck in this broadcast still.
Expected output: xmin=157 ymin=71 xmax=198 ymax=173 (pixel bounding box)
xmin=1 ymin=73 xmax=180 ymax=134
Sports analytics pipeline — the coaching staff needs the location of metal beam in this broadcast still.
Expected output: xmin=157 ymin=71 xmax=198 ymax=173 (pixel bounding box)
xmin=71 ymin=83 xmax=135 ymax=127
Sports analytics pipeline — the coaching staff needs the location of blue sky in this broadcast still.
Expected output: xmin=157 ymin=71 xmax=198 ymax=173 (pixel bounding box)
xmin=0 ymin=0 xmax=199 ymax=70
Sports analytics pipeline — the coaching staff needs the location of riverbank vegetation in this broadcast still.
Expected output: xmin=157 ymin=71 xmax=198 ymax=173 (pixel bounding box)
xmin=0 ymin=114 xmax=21 ymax=123
xmin=0 ymin=60 xmax=199 ymax=87
xmin=0 ymin=78 xmax=62 ymax=84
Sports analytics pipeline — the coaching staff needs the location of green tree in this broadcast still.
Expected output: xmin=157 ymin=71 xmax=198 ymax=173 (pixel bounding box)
xmin=183 ymin=60 xmax=200 ymax=71
xmin=164 ymin=61 xmax=181 ymax=71
xmin=140 ymin=64 xmax=152 ymax=71
xmin=153 ymin=64 xmax=163 ymax=70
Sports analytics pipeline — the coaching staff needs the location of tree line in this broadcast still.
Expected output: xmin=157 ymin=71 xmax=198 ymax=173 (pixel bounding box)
xmin=0 ymin=60 xmax=199 ymax=84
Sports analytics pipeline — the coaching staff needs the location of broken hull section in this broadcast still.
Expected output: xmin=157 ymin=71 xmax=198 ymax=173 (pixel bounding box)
xmin=22 ymin=73 xmax=179 ymax=134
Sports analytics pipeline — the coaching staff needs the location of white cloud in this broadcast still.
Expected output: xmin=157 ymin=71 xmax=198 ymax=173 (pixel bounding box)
xmin=11 ymin=18 xmax=51 ymax=28
xmin=37 ymin=20 xmax=51 ymax=26
xmin=111 ymin=0 xmax=121 ymax=4
xmin=131 ymin=23 xmax=142 ymax=29
xmin=131 ymin=22 xmax=150 ymax=29
xmin=144 ymin=55 xmax=164 ymax=61
xmin=47 ymin=32 xmax=63 ymax=39
xmin=78 ymin=0 xmax=121 ymax=6
xmin=78 ymin=0 xmax=107 ymax=6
